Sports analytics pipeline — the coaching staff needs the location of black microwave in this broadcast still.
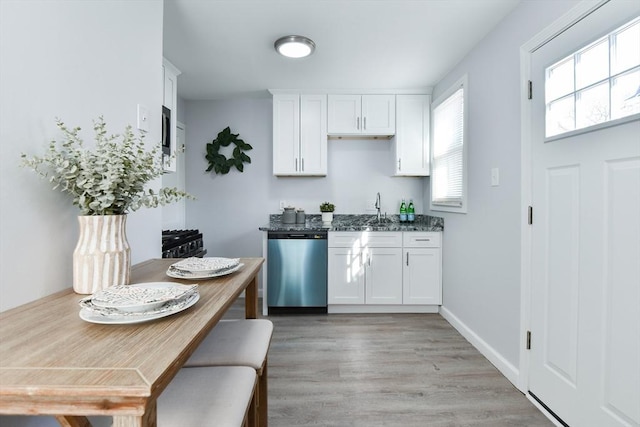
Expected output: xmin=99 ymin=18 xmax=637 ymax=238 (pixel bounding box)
xmin=162 ymin=105 xmax=171 ymax=155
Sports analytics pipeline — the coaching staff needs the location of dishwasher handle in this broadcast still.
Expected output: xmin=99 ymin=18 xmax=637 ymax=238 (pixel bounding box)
xmin=268 ymin=232 xmax=327 ymax=240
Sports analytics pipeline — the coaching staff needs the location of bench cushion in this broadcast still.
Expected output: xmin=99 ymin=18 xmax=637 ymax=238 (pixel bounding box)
xmin=185 ymin=319 xmax=274 ymax=369
xmin=158 ymin=366 xmax=256 ymax=427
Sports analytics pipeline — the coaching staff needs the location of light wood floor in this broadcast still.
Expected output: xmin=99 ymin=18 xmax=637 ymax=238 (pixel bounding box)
xmin=225 ymin=302 xmax=552 ymax=426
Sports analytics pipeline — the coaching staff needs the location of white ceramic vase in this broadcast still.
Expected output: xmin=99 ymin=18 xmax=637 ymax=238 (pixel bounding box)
xmin=73 ymin=215 xmax=131 ymax=294
xmin=321 ymin=212 xmax=333 ymax=224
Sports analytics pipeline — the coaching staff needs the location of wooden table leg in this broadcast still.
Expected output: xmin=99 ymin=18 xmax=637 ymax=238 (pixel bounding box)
xmin=56 ymin=416 xmax=91 ymax=427
xmin=245 ymin=275 xmax=258 ymax=319
xmin=112 ymin=399 xmax=157 ymax=427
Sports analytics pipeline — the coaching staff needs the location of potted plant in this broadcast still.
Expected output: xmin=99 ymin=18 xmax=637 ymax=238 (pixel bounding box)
xmin=320 ymin=201 xmax=335 ymax=224
xmin=21 ymin=116 xmax=192 ymax=294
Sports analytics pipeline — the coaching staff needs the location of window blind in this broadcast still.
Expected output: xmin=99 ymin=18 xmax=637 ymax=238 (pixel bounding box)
xmin=432 ymin=87 xmax=464 ymax=207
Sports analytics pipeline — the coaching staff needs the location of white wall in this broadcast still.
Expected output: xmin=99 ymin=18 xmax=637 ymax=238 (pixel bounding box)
xmin=0 ymin=0 xmax=163 ymax=425
xmin=0 ymin=0 xmax=164 ymax=313
xmin=184 ymin=98 xmax=425 ymax=260
xmin=426 ymin=0 xmax=580 ymax=379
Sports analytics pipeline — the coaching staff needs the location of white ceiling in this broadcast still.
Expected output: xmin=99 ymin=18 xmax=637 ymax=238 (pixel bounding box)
xmin=163 ymin=0 xmax=521 ymax=100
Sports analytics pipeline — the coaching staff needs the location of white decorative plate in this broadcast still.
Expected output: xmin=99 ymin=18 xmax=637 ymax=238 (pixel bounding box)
xmin=79 ymin=291 xmax=200 ymax=325
xmin=90 ymin=282 xmax=198 ymax=313
xmin=166 ymin=263 xmax=244 ymax=280
xmin=170 ymin=257 xmax=240 ymax=274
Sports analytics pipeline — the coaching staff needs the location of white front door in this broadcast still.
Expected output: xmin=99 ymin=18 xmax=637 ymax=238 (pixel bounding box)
xmin=529 ymin=2 xmax=640 ymax=426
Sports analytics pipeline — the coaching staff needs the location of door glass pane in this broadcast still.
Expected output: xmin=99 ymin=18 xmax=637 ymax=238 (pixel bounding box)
xmin=547 ymin=95 xmax=575 ymax=137
xmin=546 ymin=58 xmax=574 ymax=101
xmin=576 ymin=81 xmax=609 ymax=129
xmin=576 ymin=40 xmax=608 ymax=90
xmin=611 ymin=67 xmax=640 ymax=119
xmin=544 ymin=17 xmax=639 ymax=139
xmin=611 ymin=20 xmax=640 ymax=75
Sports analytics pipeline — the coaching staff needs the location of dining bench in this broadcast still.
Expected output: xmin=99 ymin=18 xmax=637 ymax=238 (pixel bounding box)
xmin=184 ymin=319 xmax=274 ymax=427
xmin=158 ymin=366 xmax=257 ymax=426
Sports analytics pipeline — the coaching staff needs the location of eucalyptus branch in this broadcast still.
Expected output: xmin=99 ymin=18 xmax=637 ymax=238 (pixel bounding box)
xmin=21 ymin=117 xmax=194 ymax=216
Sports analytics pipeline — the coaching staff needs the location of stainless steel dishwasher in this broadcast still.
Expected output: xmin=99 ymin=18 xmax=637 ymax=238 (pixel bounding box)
xmin=267 ymin=231 xmax=327 ymax=314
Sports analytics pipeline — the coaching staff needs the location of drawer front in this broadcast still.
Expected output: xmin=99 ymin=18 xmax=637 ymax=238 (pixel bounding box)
xmin=329 ymin=232 xmax=402 ymax=248
xmin=364 ymin=232 xmax=402 ymax=247
xmin=403 ymin=232 xmax=441 ymax=248
xmin=328 ymin=232 xmax=361 ymax=247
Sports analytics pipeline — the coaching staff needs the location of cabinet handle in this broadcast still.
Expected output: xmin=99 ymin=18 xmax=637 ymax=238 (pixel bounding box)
xmin=302 ymin=158 xmax=304 ymax=171
xmin=398 ymin=158 xmax=401 ymax=171
xmin=357 ymin=117 xmax=360 ymax=130
xmin=295 ymin=158 xmax=298 ymax=171
xmin=406 ymin=252 xmax=409 ymax=266
xmin=364 ymin=116 xmax=367 ymax=130
xmin=416 ymin=239 xmax=431 ymax=242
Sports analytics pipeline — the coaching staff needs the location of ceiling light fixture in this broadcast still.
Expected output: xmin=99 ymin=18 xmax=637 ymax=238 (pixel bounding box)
xmin=274 ymin=35 xmax=315 ymax=58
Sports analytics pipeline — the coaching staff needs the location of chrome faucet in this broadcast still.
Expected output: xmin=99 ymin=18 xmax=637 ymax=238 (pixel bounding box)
xmin=375 ymin=192 xmax=381 ymax=222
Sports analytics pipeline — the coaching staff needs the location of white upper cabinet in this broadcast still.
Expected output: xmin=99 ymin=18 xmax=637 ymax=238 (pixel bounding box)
xmin=327 ymin=95 xmax=360 ymax=134
xmin=328 ymin=94 xmax=395 ymax=136
xmin=362 ymin=95 xmax=396 ymax=135
xmin=392 ymin=95 xmax=430 ymax=176
xmin=272 ymin=94 xmax=299 ymax=175
xmin=272 ymin=93 xmax=327 ymax=176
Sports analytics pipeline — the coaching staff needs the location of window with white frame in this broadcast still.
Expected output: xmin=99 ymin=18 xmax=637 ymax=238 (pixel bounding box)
xmin=430 ymin=75 xmax=467 ymax=213
xmin=545 ymin=17 xmax=640 ymax=138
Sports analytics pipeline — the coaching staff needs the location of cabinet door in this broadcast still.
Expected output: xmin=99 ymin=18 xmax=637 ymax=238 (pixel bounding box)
xmin=328 ymin=94 xmax=361 ymax=134
xmin=365 ymin=247 xmax=402 ymax=304
xmin=328 ymin=247 xmax=365 ymax=304
xmin=403 ymin=248 xmax=441 ymax=305
xmin=394 ymin=95 xmax=430 ymax=176
xmin=299 ymin=94 xmax=327 ymax=175
xmin=272 ymin=94 xmax=300 ymax=175
xmin=362 ymin=95 xmax=395 ymax=135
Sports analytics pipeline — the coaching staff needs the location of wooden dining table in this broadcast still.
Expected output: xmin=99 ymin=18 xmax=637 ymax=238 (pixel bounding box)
xmin=0 ymin=257 xmax=264 ymax=427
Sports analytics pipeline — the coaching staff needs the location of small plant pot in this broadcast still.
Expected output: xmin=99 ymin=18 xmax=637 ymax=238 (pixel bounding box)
xmin=321 ymin=212 xmax=333 ymax=224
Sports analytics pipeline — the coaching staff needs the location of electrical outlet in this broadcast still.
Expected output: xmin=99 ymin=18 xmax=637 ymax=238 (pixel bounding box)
xmin=365 ymin=199 xmax=377 ymax=213
xmin=279 ymin=200 xmax=287 ymax=210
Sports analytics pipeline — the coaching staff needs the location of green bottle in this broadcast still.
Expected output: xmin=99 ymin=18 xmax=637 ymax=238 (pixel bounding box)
xmin=399 ymin=199 xmax=407 ymax=222
xmin=408 ymin=199 xmax=415 ymax=222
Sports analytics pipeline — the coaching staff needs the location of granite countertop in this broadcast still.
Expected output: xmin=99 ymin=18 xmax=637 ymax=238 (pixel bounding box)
xmin=259 ymin=214 xmax=444 ymax=232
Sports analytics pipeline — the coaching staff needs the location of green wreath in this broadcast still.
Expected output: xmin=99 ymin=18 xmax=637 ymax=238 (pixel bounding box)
xmin=205 ymin=127 xmax=253 ymax=174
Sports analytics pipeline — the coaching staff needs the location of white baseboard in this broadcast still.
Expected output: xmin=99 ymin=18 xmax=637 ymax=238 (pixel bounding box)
xmin=328 ymin=305 xmax=439 ymax=314
xmin=439 ymin=305 xmax=520 ymax=387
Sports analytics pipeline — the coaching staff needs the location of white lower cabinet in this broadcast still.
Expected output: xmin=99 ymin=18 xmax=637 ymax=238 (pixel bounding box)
xmin=328 ymin=232 xmax=402 ymax=305
xmin=365 ymin=247 xmax=403 ymax=304
xmin=328 ymin=231 xmax=441 ymax=312
xmin=403 ymin=232 xmax=442 ymax=305
xmin=327 ymin=246 xmax=365 ymax=304
xmin=403 ymin=248 xmax=441 ymax=304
